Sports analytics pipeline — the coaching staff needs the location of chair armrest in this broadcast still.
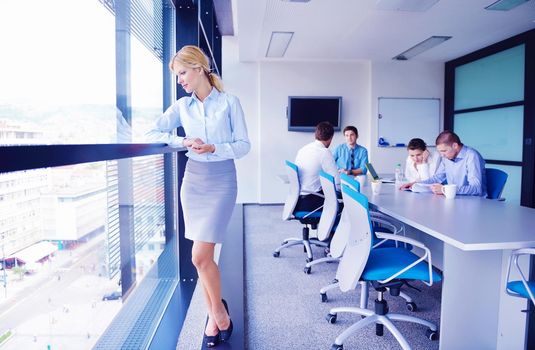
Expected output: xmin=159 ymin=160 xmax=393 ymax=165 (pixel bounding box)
xmin=374 ymin=232 xmax=435 ymax=286
xmin=370 ymin=217 xmax=405 ymax=249
xmin=301 ymin=190 xmax=325 ymax=198
xmin=294 ymin=190 xmax=324 ymax=219
xmin=506 ymin=248 xmax=535 ymax=305
xmin=375 ymin=232 xmax=426 ymax=250
xmin=511 ymin=248 xmax=535 ymax=256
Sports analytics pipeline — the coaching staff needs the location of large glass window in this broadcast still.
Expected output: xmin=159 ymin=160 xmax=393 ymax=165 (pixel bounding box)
xmin=0 ymin=0 xmax=116 ymax=145
xmin=0 ymin=156 xmax=164 ymax=349
xmin=0 ymin=0 xmax=176 ymax=348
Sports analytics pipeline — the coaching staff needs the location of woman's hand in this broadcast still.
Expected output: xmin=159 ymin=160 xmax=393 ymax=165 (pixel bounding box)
xmin=430 ymin=183 xmax=443 ymax=195
xmin=191 ymin=143 xmax=215 ymax=154
xmin=183 ymin=137 xmax=204 ymax=148
xmin=399 ymin=182 xmax=415 ymax=190
xmin=422 ymin=149 xmax=430 ymax=162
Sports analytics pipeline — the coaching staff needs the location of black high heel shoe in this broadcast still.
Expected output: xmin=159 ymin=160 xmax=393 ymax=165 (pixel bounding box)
xmin=203 ymin=331 xmax=220 ymax=348
xmin=220 ymin=299 xmax=233 ymax=342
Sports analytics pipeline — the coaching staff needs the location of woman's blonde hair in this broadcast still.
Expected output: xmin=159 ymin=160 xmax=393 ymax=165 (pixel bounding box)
xmin=169 ymin=45 xmax=223 ymax=92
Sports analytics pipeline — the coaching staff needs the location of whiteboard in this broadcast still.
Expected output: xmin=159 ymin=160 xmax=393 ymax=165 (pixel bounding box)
xmin=377 ymin=97 xmax=440 ymax=147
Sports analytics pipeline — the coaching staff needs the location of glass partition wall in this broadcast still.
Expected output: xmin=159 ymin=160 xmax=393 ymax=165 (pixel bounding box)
xmin=445 ymin=31 xmax=535 ymax=207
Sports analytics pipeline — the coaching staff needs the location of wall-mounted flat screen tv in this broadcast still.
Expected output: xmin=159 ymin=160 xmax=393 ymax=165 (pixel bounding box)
xmin=287 ymin=96 xmax=342 ymax=132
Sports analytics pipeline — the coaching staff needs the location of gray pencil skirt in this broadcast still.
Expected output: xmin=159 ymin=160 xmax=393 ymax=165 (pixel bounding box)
xmin=180 ymin=159 xmax=237 ymax=243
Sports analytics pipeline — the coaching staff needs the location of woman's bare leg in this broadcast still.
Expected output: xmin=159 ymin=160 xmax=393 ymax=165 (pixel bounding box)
xmin=192 ymin=241 xmax=230 ymax=333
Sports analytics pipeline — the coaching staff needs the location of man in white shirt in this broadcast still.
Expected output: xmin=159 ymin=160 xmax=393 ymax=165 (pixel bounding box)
xmin=294 ymin=121 xmax=341 ymax=212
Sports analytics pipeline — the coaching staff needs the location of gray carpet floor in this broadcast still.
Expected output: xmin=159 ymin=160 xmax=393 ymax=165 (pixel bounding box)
xmin=244 ymin=204 xmax=441 ymax=350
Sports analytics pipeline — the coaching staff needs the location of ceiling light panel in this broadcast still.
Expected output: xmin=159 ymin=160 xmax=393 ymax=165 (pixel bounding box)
xmin=485 ymin=0 xmax=530 ymax=11
xmin=266 ymin=32 xmax=294 ymax=58
xmin=376 ymin=0 xmax=440 ymax=12
xmin=393 ymin=36 xmax=452 ymax=60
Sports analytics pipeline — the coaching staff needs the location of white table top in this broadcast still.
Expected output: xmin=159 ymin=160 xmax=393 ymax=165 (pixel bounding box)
xmin=359 ymin=182 xmax=535 ymax=251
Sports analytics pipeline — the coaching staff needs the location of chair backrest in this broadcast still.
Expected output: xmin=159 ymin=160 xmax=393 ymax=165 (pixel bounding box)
xmin=282 ymin=160 xmax=300 ymax=221
xmin=486 ymin=168 xmax=508 ymax=200
xmin=317 ymin=171 xmax=339 ymax=241
xmin=340 ymin=173 xmax=360 ymax=192
xmin=329 ymin=174 xmax=358 ymax=259
xmin=337 ymin=184 xmax=373 ymax=292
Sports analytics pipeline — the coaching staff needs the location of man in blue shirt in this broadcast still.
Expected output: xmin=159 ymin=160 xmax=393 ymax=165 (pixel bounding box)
xmin=332 ymin=126 xmax=368 ymax=176
xmin=401 ymin=130 xmax=487 ymax=196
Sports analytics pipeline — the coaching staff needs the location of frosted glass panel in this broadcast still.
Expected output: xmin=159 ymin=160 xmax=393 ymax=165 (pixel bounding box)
xmin=486 ymin=165 xmax=521 ymax=205
xmin=455 ymin=45 xmax=524 ymax=110
xmin=454 ymin=106 xmax=523 ymax=161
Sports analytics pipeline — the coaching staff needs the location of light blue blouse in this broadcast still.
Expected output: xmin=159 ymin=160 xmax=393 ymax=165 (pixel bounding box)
xmin=146 ymin=88 xmax=250 ymax=162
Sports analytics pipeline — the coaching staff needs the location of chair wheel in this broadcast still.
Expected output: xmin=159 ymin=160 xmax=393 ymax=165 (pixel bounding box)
xmin=273 ymin=251 xmax=280 ymax=258
xmin=426 ymin=328 xmax=439 ymax=341
xmin=406 ymin=302 xmax=417 ymax=312
xmin=326 ymin=313 xmax=337 ymax=324
xmin=321 ymin=293 xmax=328 ymax=303
xmin=304 ymin=266 xmax=311 ymax=274
xmin=331 ymin=344 xmax=343 ymax=350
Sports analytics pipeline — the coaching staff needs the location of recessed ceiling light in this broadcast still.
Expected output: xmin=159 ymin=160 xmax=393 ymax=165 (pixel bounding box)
xmin=485 ymin=0 xmax=530 ymax=11
xmin=266 ymin=32 xmax=294 ymax=58
xmin=393 ymin=36 xmax=452 ymax=60
xmin=376 ymin=0 xmax=440 ymax=12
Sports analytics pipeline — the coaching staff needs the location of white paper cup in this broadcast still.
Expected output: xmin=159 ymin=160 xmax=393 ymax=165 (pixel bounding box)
xmin=371 ymin=180 xmax=382 ymax=195
xmin=441 ymin=184 xmax=457 ymax=199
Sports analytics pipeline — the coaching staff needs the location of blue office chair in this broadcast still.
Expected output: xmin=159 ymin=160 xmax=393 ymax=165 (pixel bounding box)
xmin=274 ymin=160 xmax=328 ymax=262
xmin=320 ymin=174 xmax=417 ymax=312
xmin=326 ymin=185 xmax=440 ymax=350
xmin=302 ymin=170 xmax=342 ymax=274
xmin=485 ymin=168 xmax=508 ymax=200
xmin=506 ymin=248 xmax=535 ymax=306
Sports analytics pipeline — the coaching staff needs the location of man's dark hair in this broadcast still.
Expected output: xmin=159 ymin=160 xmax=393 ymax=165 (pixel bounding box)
xmin=343 ymin=126 xmax=358 ymax=137
xmin=436 ymin=130 xmax=462 ymax=146
xmin=315 ymin=121 xmax=335 ymax=141
xmin=407 ymin=138 xmax=427 ymax=151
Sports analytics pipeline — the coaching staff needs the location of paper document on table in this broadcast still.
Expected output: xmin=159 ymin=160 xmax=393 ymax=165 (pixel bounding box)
xmin=411 ymin=183 xmax=433 ymax=193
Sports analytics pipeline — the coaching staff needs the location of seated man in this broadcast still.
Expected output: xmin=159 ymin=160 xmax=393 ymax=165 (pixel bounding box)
xmin=294 ymin=121 xmax=341 ymax=212
xmin=400 ymin=130 xmax=487 ymax=196
xmin=333 ymin=125 xmax=368 ymax=176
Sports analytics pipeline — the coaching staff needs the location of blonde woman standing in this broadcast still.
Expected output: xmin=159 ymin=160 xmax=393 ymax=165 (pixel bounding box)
xmin=147 ymin=45 xmax=250 ymax=347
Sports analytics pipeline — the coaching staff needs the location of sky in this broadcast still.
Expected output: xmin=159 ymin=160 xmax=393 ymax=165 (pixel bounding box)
xmin=0 ymin=0 xmax=163 ymax=108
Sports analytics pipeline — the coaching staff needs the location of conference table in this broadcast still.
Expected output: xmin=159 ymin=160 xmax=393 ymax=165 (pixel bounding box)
xmin=358 ymin=182 xmax=535 ymax=349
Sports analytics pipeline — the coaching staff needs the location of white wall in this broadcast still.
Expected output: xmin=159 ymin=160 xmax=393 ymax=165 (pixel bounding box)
xmin=370 ymin=61 xmax=444 ymax=174
xmin=223 ymin=36 xmax=444 ymax=203
xmin=257 ymin=60 xmax=371 ymax=203
xmin=222 ymin=37 xmax=259 ymax=203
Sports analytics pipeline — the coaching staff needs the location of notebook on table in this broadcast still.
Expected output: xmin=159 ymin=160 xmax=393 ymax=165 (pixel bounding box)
xmin=365 ymin=162 xmax=396 ymax=183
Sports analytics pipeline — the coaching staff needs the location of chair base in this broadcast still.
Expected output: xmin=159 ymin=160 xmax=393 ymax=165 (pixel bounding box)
xmin=273 ymin=225 xmax=328 ymax=266
xmin=327 ymin=291 xmax=438 ymax=350
xmin=320 ymin=281 xmax=416 ymax=311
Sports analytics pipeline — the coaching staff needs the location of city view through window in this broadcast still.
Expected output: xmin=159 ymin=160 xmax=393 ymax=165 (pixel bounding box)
xmin=0 ymin=1 xmax=168 ymax=348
